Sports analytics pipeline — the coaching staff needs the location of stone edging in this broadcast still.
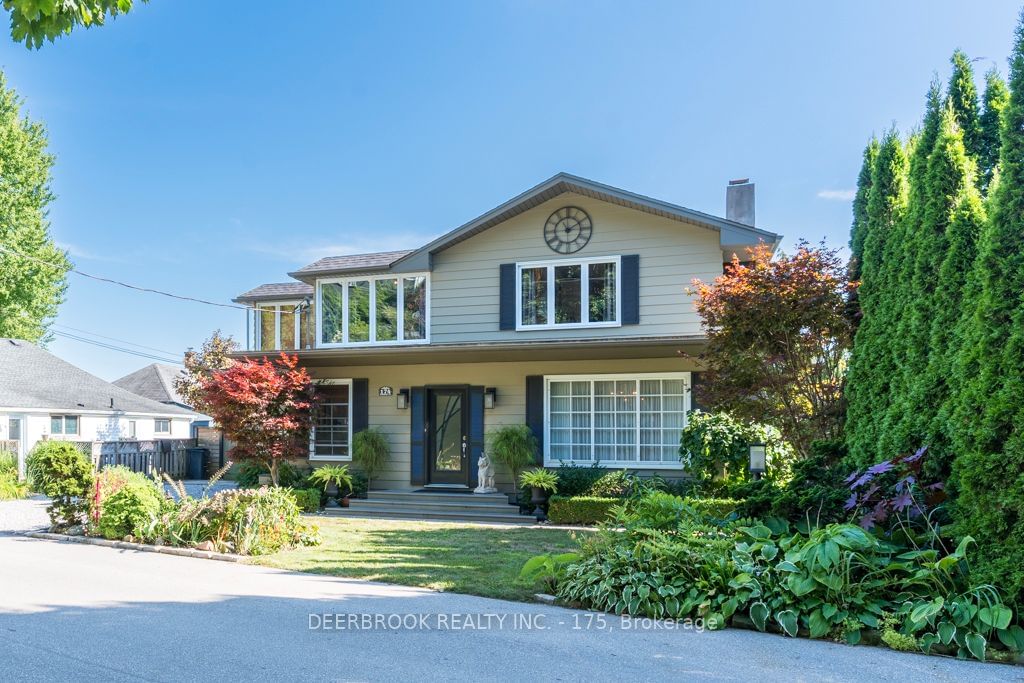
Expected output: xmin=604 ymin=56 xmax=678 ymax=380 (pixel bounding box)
xmin=23 ymin=531 xmax=244 ymax=563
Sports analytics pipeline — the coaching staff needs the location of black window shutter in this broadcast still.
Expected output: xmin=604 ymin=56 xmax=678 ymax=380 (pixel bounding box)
xmin=621 ymin=254 xmax=640 ymax=324
xmin=499 ymin=263 xmax=516 ymax=330
xmin=409 ymin=387 xmax=426 ymax=486
xmin=352 ymin=378 xmax=369 ymax=434
xmin=689 ymin=372 xmax=703 ymax=413
xmin=469 ymin=386 xmax=485 ymax=485
xmin=525 ymin=375 xmax=544 ymax=465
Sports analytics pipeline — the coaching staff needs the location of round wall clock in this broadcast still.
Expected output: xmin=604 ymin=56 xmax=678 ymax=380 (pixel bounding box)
xmin=544 ymin=206 xmax=593 ymax=254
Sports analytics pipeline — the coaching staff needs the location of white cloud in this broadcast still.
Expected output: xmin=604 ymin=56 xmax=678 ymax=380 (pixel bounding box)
xmin=817 ymin=189 xmax=857 ymax=201
xmin=56 ymin=241 xmax=126 ymax=263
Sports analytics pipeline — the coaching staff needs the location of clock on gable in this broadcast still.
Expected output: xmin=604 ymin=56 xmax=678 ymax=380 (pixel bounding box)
xmin=543 ymin=206 xmax=592 ymax=254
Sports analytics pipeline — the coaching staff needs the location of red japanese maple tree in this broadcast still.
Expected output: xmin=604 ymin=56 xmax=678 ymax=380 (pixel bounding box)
xmin=690 ymin=240 xmax=855 ymax=459
xmin=199 ymin=353 xmax=317 ymax=486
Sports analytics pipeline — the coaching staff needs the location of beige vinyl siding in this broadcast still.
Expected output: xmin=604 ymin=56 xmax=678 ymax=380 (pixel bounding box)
xmin=429 ymin=192 xmax=723 ymax=343
xmin=306 ymin=356 xmax=699 ymax=491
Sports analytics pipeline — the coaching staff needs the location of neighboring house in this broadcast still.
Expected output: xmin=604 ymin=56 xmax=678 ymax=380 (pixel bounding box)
xmin=113 ymin=363 xmax=192 ymax=411
xmin=0 ymin=339 xmax=196 ymax=477
xmin=233 ymin=173 xmax=781 ymax=493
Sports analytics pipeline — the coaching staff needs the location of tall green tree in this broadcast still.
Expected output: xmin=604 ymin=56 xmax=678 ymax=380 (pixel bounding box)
xmin=978 ymin=67 xmax=1010 ymax=192
xmin=0 ymin=71 xmax=69 ymax=342
xmin=947 ymin=50 xmax=982 ymax=160
xmin=952 ymin=12 xmax=1024 ymax=606
xmin=910 ymin=106 xmax=985 ymax=481
xmin=844 ymin=129 xmax=909 ymax=466
xmin=846 ymin=138 xmax=878 ymax=328
xmin=878 ymin=83 xmax=942 ymax=459
xmin=3 ymin=0 xmax=144 ymax=49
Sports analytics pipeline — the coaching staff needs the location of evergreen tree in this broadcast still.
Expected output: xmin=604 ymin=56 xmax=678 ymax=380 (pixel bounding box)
xmin=878 ymin=82 xmax=942 ymax=459
xmin=947 ymin=50 xmax=982 ymax=160
xmin=978 ymin=67 xmax=1010 ymax=192
xmin=846 ymin=138 xmax=878 ymax=328
xmin=910 ymin=106 xmax=985 ymax=481
xmin=844 ymin=129 xmax=909 ymax=466
xmin=0 ymin=71 xmax=70 ymax=342
xmin=951 ymin=12 xmax=1024 ymax=606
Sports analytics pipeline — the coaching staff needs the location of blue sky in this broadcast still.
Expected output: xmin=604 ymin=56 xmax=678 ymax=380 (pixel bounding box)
xmin=1 ymin=0 xmax=1020 ymax=379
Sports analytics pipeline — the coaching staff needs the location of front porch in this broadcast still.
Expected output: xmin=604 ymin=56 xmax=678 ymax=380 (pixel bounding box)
xmin=326 ymin=489 xmax=528 ymax=524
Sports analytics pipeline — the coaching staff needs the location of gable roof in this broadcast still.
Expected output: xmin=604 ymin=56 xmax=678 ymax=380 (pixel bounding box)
xmin=0 ymin=339 xmax=195 ymax=416
xmin=233 ymin=282 xmax=314 ymax=303
xmin=391 ymin=172 xmax=783 ymax=270
xmin=287 ymin=250 xmax=414 ymax=280
xmin=113 ymin=363 xmax=190 ymax=408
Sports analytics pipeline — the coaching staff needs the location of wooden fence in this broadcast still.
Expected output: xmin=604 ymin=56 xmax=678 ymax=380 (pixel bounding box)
xmin=85 ymin=439 xmax=192 ymax=479
xmin=0 ymin=439 xmax=17 ymax=454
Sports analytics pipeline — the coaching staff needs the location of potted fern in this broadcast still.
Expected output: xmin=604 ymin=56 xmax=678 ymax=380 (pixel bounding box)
xmin=486 ymin=425 xmax=538 ymax=504
xmin=308 ymin=464 xmax=354 ymax=507
xmin=353 ymin=427 xmax=389 ymax=494
xmin=520 ymin=468 xmax=558 ymax=521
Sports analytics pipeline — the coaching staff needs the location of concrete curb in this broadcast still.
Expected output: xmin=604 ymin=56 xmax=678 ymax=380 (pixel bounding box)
xmin=23 ymin=531 xmax=245 ymax=563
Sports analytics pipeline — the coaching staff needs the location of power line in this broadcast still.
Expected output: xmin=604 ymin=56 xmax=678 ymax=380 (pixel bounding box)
xmin=53 ymin=330 xmax=182 ymax=365
xmin=52 ymin=323 xmax=181 ymax=357
xmin=0 ymin=243 xmax=250 ymax=311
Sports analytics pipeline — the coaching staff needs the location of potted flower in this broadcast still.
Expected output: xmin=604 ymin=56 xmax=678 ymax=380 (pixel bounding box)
xmin=308 ymin=464 xmax=354 ymax=508
xmin=519 ymin=469 xmax=558 ymax=521
xmin=486 ymin=425 xmax=538 ymax=506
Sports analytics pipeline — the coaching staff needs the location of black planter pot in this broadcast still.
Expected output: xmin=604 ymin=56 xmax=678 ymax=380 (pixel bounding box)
xmin=325 ymin=482 xmax=340 ymax=508
xmin=530 ymin=486 xmax=548 ymax=522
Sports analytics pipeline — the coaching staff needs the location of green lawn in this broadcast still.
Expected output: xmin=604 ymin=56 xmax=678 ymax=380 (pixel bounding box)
xmin=252 ymin=516 xmax=581 ymax=601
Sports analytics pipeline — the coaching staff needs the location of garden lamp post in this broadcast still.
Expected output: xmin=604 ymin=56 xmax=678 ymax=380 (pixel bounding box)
xmin=749 ymin=443 xmax=766 ymax=481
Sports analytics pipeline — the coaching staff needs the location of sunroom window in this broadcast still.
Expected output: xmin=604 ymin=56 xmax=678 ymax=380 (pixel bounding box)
xmin=255 ymin=302 xmax=313 ymax=351
xmin=518 ymin=257 xmax=619 ymax=329
xmin=545 ymin=373 xmax=689 ymax=467
xmin=318 ymin=274 xmax=428 ymax=346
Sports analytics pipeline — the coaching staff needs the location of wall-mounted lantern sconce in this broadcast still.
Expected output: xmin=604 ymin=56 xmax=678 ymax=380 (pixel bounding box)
xmin=484 ymin=387 xmax=497 ymax=409
xmin=748 ymin=442 xmax=767 ymax=481
xmin=396 ymin=388 xmax=410 ymax=410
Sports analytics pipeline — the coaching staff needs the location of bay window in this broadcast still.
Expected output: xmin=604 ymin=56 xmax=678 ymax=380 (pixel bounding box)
xmin=518 ymin=256 xmax=619 ymax=329
xmin=317 ymin=273 xmax=429 ymax=347
xmin=545 ymin=373 xmax=689 ymax=467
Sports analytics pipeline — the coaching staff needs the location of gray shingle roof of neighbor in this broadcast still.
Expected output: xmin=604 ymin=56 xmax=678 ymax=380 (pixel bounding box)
xmin=232 ymin=282 xmax=314 ymax=303
xmin=0 ymin=339 xmax=196 ymax=416
xmin=112 ymin=363 xmax=190 ymax=408
xmin=288 ymin=249 xmax=415 ymax=279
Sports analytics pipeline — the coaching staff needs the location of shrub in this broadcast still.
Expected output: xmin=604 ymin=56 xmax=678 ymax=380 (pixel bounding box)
xmin=232 ymin=459 xmax=304 ymax=488
xmin=683 ymin=497 xmax=743 ymax=520
xmin=353 ymin=427 xmax=389 ymax=490
xmin=614 ymin=491 xmax=699 ymax=531
xmin=547 ymin=496 xmax=619 ymax=525
xmin=769 ymin=439 xmax=849 ymax=528
xmin=520 ymin=469 xmax=558 ymax=492
xmin=350 ymin=470 xmax=368 ymax=498
xmin=291 ymin=487 xmax=322 ymax=513
xmin=93 ymin=467 xmax=164 ymax=540
xmin=554 ymin=462 xmax=606 ymax=497
xmin=585 ymin=470 xmax=647 ymax=498
xmin=679 ymin=411 xmax=794 ymax=484
xmin=0 ymin=471 xmax=27 ymax=500
xmin=147 ymin=486 xmax=320 ymax=555
xmin=0 ymin=449 xmax=17 ymax=476
xmin=26 ymin=441 xmax=93 ymax=530
xmin=486 ymin=424 xmax=538 ymax=487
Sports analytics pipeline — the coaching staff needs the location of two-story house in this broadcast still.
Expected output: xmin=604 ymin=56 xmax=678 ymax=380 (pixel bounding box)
xmin=233 ymin=173 xmax=781 ymax=496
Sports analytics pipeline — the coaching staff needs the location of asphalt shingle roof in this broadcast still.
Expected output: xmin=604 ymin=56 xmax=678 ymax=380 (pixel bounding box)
xmin=113 ymin=363 xmax=190 ymax=408
xmin=232 ymin=282 xmax=314 ymax=303
xmin=289 ymin=250 xmax=414 ymax=277
xmin=0 ymin=339 xmax=195 ymax=416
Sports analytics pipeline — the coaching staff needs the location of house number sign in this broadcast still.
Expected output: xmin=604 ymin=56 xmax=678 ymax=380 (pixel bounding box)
xmin=379 ymin=386 xmax=394 ymax=397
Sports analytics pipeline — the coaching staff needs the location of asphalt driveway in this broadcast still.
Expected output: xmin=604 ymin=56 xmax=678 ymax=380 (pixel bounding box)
xmin=0 ymin=534 xmax=1018 ymax=682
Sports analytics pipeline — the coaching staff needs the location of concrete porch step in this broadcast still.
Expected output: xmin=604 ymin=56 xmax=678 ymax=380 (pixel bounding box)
xmin=348 ymin=499 xmax=519 ymax=513
xmin=321 ymin=489 xmax=529 ymax=524
xmin=369 ymin=490 xmax=513 ymax=505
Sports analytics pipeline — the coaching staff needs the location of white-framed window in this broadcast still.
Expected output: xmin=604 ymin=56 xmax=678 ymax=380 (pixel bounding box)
xmin=316 ymin=274 xmax=429 ymax=348
xmin=128 ymin=420 xmax=137 ymax=439
xmin=517 ymin=255 xmax=620 ymax=330
xmin=254 ymin=300 xmax=315 ymax=352
xmin=154 ymin=419 xmax=171 ymax=434
xmin=49 ymin=415 xmax=80 ymax=436
xmin=310 ymin=379 xmax=352 ymax=460
xmin=544 ymin=372 xmax=690 ymax=468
